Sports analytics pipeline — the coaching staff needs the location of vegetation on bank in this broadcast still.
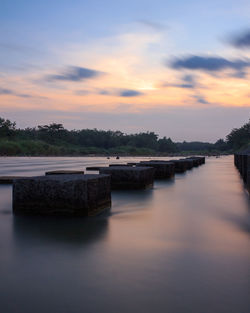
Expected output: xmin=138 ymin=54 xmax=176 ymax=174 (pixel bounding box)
xmin=0 ymin=117 xmax=249 ymax=156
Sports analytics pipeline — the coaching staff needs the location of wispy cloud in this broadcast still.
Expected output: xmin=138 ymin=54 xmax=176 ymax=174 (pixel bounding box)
xmin=170 ymin=55 xmax=250 ymax=73
xmin=162 ymin=82 xmax=195 ymax=89
xmin=118 ymin=89 xmax=144 ymax=97
xmin=46 ymin=66 xmax=104 ymax=82
xmin=0 ymin=87 xmax=32 ymax=98
xmin=98 ymin=89 xmax=112 ymax=95
xmin=137 ymin=19 xmax=166 ymax=31
xmin=0 ymin=88 xmax=13 ymax=95
xmin=193 ymin=95 xmax=210 ymax=105
xmin=0 ymin=42 xmax=42 ymax=54
xmin=230 ymin=29 xmax=250 ymax=49
xmin=162 ymin=74 xmax=197 ymax=89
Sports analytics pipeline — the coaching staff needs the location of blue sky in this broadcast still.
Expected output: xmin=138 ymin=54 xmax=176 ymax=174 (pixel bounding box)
xmin=0 ymin=0 xmax=249 ymax=141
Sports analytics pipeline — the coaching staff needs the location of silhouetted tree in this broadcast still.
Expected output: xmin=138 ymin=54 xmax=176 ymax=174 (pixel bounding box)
xmin=226 ymin=120 xmax=250 ymax=149
xmin=0 ymin=117 xmax=16 ymax=138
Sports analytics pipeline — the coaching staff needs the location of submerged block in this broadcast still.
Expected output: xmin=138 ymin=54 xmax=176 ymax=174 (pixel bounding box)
xmin=0 ymin=176 xmax=27 ymax=184
xmin=137 ymin=161 xmax=175 ymax=179
xmin=99 ymin=166 xmax=154 ymax=189
xmin=13 ymin=174 xmax=111 ymax=216
xmin=86 ymin=167 xmax=101 ymax=171
xmin=45 ymin=170 xmax=84 ymax=175
xmin=109 ymin=164 xmax=130 ymax=167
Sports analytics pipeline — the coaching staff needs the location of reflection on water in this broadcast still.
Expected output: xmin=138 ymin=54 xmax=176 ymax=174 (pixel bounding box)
xmin=0 ymin=156 xmax=250 ymax=313
xmin=12 ymin=215 xmax=109 ymax=246
xmin=218 ymin=210 xmax=250 ymax=234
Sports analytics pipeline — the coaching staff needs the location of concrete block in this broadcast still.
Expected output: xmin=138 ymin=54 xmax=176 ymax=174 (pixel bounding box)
xmin=13 ymin=174 xmax=111 ymax=216
xmin=172 ymin=160 xmax=189 ymax=173
xmin=99 ymin=166 xmax=154 ymax=189
xmin=137 ymin=161 xmax=175 ymax=179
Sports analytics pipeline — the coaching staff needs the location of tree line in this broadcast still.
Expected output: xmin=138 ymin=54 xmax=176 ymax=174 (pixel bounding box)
xmin=0 ymin=117 xmax=249 ymax=156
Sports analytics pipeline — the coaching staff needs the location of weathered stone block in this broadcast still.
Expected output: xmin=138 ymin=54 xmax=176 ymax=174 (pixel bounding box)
xmin=99 ymin=166 xmax=154 ymax=189
xmin=137 ymin=161 xmax=175 ymax=179
xmin=13 ymin=174 xmax=111 ymax=216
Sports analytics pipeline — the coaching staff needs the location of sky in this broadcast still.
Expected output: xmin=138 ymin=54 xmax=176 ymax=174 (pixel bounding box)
xmin=0 ymin=0 xmax=250 ymax=142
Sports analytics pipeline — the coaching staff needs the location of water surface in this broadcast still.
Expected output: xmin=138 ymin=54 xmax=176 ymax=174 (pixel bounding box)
xmin=0 ymin=156 xmax=249 ymax=313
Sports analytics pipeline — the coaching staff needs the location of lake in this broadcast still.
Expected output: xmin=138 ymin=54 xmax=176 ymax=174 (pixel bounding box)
xmin=0 ymin=156 xmax=249 ymax=313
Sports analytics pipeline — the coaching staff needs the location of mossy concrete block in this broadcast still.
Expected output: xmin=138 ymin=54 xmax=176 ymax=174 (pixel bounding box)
xmin=99 ymin=166 xmax=154 ymax=189
xmin=137 ymin=161 xmax=175 ymax=179
xmin=13 ymin=174 xmax=111 ymax=216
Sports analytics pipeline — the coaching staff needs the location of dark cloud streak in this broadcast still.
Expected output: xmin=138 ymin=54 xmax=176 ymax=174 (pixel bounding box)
xmin=46 ymin=66 xmax=103 ymax=82
xmin=162 ymin=74 xmax=197 ymax=89
xmin=138 ymin=19 xmax=166 ymax=31
xmin=118 ymin=89 xmax=144 ymax=97
xmin=193 ymin=95 xmax=210 ymax=105
xmin=0 ymin=88 xmax=13 ymax=95
xmin=230 ymin=30 xmax=250 ymax=49
xmin=170 ymin=55 xmax=250 ymax=72
xmin=162 ymin=83 xmax=194 ymax=89
xmin=0 ymin=87 xmax=36 ymax=99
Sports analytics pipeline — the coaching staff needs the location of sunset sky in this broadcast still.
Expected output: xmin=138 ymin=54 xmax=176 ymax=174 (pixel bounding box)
xmin=0 ymin=0 xmax=250 ymax=142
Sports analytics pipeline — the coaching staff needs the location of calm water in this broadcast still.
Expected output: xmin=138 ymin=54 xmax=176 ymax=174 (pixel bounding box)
xmin=0 ymin=156 xmax=249 ymax=313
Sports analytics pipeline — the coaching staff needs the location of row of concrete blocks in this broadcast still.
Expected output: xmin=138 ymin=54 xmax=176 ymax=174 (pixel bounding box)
xmin=234 ymin=153 xmax=250 ymax=192
xmin=12 ymin=157 xmax=205 ymax=217
xmin=98 ymin=157 xmax=205 ymax=187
